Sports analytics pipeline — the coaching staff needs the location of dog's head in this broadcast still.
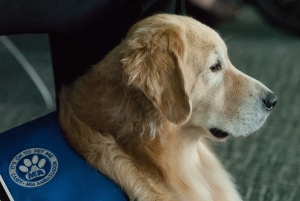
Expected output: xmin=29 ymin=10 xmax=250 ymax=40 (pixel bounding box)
xmin=121 ymin=14 xmax=276 ymax=140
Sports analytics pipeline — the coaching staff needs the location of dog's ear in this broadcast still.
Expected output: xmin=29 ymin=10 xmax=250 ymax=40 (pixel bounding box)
xmin=121 ymin=26 xmax=191 ymax=124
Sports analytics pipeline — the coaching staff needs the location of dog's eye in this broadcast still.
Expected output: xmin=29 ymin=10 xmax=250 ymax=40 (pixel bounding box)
xmin=210 ymin=62 xmax=222 ymax=72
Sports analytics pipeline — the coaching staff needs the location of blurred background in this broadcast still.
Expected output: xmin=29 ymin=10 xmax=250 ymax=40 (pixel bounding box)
xmin=0 ymin=0 xmax=299 ymax=200
xmin=0 ymin=35 xmax=55 ymax=132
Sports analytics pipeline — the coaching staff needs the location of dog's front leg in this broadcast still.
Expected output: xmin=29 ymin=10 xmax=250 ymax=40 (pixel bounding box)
xmin=83 ymin=134 xmax=178 ymax=201
xmin=59 ymin=98 xmax=176 ymax=201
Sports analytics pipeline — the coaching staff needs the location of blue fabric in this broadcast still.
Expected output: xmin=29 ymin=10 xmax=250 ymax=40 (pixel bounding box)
xmin=0 ymin=112 xmax=127 ymax=201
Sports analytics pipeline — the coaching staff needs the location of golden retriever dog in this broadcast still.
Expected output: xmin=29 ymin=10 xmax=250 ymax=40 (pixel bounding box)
xmin=59 ymin=14 xmax=277 ymax=201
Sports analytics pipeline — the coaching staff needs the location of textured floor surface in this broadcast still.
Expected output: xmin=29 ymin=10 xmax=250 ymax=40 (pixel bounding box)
xmin=0 ymin=6 xmax=299 ymax=201
xmin=0 ymin=34 xmax=55 ymax=132
xmin=214 ymin=7 xmax=300 ymax=201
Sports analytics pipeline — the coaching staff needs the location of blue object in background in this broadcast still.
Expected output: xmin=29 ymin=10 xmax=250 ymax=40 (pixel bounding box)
xmin=0 ymin=112 xmax=127 ymax=201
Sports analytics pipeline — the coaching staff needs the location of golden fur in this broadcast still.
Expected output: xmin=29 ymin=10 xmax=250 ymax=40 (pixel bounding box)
xmin=59 ymin=14 xmax=276 ymax=201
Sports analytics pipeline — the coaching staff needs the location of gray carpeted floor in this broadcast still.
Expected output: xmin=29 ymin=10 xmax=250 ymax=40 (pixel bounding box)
xmin=0 ymin=6 xmax=299 ymax=201
xmin=0 ymin=34 xmax=56 ymax=132
xmin=214 ymin=7 xmax=300 ymax=201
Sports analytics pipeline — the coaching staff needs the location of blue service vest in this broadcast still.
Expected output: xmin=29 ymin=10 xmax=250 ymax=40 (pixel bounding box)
xmin=0 ymin=112 xmax=127 ymax=201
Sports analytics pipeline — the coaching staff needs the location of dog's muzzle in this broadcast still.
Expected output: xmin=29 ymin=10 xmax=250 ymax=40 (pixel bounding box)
xmin=210 ymin=92 xmax=277 ymax=139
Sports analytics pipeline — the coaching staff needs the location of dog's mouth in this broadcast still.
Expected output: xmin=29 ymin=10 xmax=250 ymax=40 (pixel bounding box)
xmin=209 ymin=128 xmax=230 ymax=139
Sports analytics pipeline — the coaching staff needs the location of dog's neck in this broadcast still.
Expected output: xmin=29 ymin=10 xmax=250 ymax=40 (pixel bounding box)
xmin=88 ymin=76 xmax=209 ymax=199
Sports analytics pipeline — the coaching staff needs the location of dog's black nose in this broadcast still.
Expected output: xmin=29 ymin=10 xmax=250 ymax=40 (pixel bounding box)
xmin=263 ymin=93 xmax=277 ymax=111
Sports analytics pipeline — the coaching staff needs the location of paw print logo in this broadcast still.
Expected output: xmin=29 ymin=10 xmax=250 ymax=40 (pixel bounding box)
xmin=10 ymin=148 xmax=58 ymax=188
xmin=19 ymin=155 xmax=46 ymax=180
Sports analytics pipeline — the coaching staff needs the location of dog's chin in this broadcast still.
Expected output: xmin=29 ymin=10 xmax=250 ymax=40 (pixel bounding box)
xmin=209 ymin=128 xmax=230 ymax=140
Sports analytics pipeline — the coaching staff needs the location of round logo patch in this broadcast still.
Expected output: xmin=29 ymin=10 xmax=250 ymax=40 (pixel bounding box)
xmin=9 ymin=148 xmax=58 ymax=188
